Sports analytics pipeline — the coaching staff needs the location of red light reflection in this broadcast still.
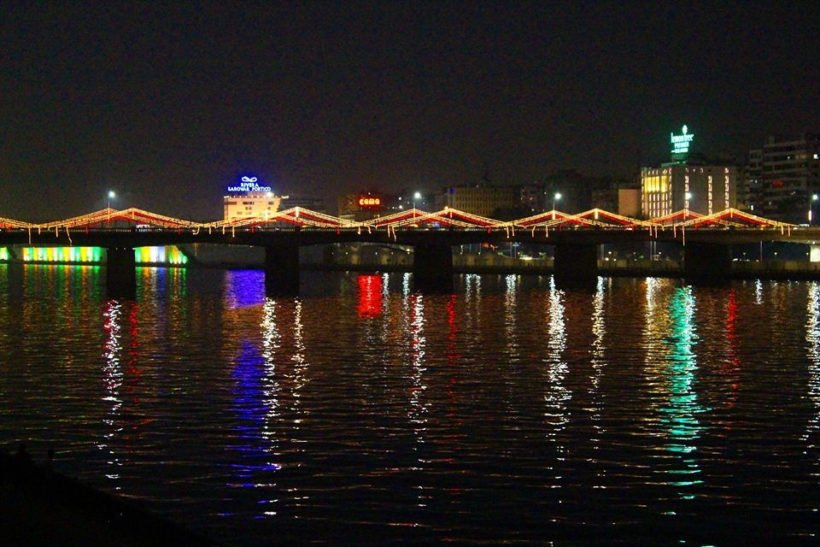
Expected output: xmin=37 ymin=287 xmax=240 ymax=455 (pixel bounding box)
xmin=357 ymin=275 xmax=383 ymax=318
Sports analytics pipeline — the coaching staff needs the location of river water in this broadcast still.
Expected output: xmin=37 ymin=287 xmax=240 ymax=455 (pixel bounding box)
xmin=0 ymin=265 xmax=818 ymax=544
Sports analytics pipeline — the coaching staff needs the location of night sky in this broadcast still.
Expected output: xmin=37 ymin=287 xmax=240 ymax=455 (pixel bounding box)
xmin=2 ymin=1 xmax=818 ymax=220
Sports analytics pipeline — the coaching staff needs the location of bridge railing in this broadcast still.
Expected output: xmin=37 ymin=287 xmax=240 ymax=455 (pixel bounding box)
xmin=0 ymin=206 xmax=800 ymax=234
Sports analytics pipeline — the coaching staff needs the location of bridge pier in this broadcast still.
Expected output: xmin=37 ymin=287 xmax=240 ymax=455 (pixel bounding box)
xmin=413 ymin=243 xmax=453 ymax=293
xmin=1 ymin=259 xmax=24 ymax=302
xmin=554 ymin=243 xmax=598 ymax=288
xmin=684 ymin=242 xmax=731 ymax=283
xmin=265 ymin=244 xmax=300 ymax=296
xmin=106 ymin=247 xmax=136 ymax=299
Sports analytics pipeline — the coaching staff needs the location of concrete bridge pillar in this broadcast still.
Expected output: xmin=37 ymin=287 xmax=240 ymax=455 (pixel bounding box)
xmin=265 ymin=244 xmax=300 ymax=296
xmin=413 ymin=243 xmax=453 ymax=293
xmin=106 ymin=247 xmax=136 ymax=299
xmin=684 ymin=242 xmax=731 ymax=282
xmin=1 ymin=257 xmax=24 ymax=302
xmin=554 ymin=243 xmax=598 ymax=288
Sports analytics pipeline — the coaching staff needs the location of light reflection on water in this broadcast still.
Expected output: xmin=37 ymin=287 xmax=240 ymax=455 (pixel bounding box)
xmin=660 ymin=286 xmax=704 ymax=499
xmin=0 ymin=267 xmax=819 ymax=544
xmin=805 ymin=284 xmax=820 ymax=445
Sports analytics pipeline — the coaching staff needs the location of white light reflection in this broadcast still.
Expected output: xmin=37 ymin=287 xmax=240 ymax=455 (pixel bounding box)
xmin=804 ymin=283 xmax=820 ymax=444
xmin=407 ymin=294 xmax=430 ymax=508
xmin=464 ymin=274 xmax=481 ymax=331
xmin=544 ymin=277 xmax=570 ymax=487
xmin=261 ymin=297 xmax=282 ymax=448
xmin=755 ymin=279 xmax=763 ymax=305
xmin=642 ymin=277 xmax=667 ymax=404
xmin=504 ymin=274 xmax=519 ymax=362
xmin=464 ymin=273 xmax=481 ymax=303
xmin=100 ymin=300 xmax=124 ymax=488
xmin=402 ymin=272 xmax=412 ymax=297
xmin=260 ymin=298 xmax=283 ymax=510
xmin=589 ymin=278 xmax=607 ymax=460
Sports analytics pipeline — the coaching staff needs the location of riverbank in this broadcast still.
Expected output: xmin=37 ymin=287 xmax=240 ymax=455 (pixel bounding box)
xmin=0 ymin=448 xmax=214 ymax=546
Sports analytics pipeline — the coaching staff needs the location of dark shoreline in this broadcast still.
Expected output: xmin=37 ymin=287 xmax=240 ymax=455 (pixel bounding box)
xmin=0 ymin=449 xmax=215 ymax=546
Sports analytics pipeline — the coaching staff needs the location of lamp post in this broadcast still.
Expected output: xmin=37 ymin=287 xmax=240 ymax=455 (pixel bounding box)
xmin=810 ymin=193 xmax=818 ymax=225
xmin=685 ymin=192 xmax=692 ymax=215
xmin=552 ymin=192 xmax=562 ymax=220
xmin=107 ymin=190 xmax=116 ymax=224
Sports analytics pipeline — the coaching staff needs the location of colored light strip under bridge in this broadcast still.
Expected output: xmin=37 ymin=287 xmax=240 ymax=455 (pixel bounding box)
xmin=10 ymin=246 xmax=188 ymax=265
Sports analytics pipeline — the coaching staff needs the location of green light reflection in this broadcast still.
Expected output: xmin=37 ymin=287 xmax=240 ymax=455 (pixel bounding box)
xmin=661 ymin=286 xmax=705 ymax=494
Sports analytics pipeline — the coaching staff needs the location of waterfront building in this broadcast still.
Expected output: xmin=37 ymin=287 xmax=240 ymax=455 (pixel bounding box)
xmin=641 ymin=125 xmax=737 ymax=218
xmin=338 ymin=192 xmax=385 ymax=221
xmin=745 ymin=133 xmax=820 ymax=223
xmin=223 ymin=175 xmax=282 ymax=221
xmin=740 ymin=148 xmax=763 ymax=213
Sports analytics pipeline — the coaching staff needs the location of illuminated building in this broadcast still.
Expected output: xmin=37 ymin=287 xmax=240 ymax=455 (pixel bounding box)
xmin=337 ymin=192 xmax=385 ymax=221
xmin=641 ymin=125 xmax=737 ymax=218
xmin=223 ymin=175 xmax=282 ymax=221
xmin=746 ymin=133 xmax=820 ymax=223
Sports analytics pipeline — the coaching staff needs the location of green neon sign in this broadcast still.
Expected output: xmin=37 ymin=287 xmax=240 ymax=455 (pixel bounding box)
xmin=670 ymin=124 xmax=694 ymax=155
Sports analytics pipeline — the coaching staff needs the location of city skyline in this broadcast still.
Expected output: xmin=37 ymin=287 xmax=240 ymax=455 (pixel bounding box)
xmin=2 ymin=1 xmax=818 ymax=220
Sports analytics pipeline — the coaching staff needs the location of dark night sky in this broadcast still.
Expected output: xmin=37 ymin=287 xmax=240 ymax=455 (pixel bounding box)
xmin=1 ymin=1 xmax=818 ymax=220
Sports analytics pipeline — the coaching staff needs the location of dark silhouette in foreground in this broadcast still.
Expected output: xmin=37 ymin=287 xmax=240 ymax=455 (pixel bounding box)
xmin=0 ymin=445 xmax=215 ymax=546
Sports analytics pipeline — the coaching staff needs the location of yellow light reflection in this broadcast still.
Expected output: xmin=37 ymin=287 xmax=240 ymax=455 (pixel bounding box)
xmin=804 ymin=283 xmax=820 ymax=443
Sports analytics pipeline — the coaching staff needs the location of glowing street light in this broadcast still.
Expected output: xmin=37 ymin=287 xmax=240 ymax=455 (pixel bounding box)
xmin=809 ymin=193 xmax=818 ymax=224
xmin=685 ymin=192 xmax=692 ymax=213
xmin=412 ymin=191 xmax=422 ymax=219
xmin=552 ymin=192 xmax=562 ymax=220
xmin=106 ymin=190 xmax=116 ymax=224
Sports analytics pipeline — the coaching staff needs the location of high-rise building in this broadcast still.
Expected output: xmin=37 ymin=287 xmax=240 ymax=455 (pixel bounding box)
xmin=740 ymin=148 xmax=763 ymax=213
xmin=641 ymin=125 xmax=737 ymax=218
xmin=746 ymin=133 xmax=820 ymax=223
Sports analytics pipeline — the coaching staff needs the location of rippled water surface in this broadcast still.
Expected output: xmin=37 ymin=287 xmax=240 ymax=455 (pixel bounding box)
xmin=1 ymin=265 xmax=818 ymax=544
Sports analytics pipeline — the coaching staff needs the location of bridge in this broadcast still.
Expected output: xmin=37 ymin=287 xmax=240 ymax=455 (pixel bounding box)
xmin=2 ymin=206 xmax=818 ymax=296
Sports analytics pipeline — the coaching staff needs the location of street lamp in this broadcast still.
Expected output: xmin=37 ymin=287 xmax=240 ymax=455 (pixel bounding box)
xmin=107 ymin=190 xmax=116 ymax=224
xmin=552 ymin=192 xmax=562 ymax=220
xmin=413 ymin=191 xmax=422 ymax=209
xmin=685 ymin=192 xmax=692 ymax=214
xmin=810 ymin=193 xmax=819 ymax=224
